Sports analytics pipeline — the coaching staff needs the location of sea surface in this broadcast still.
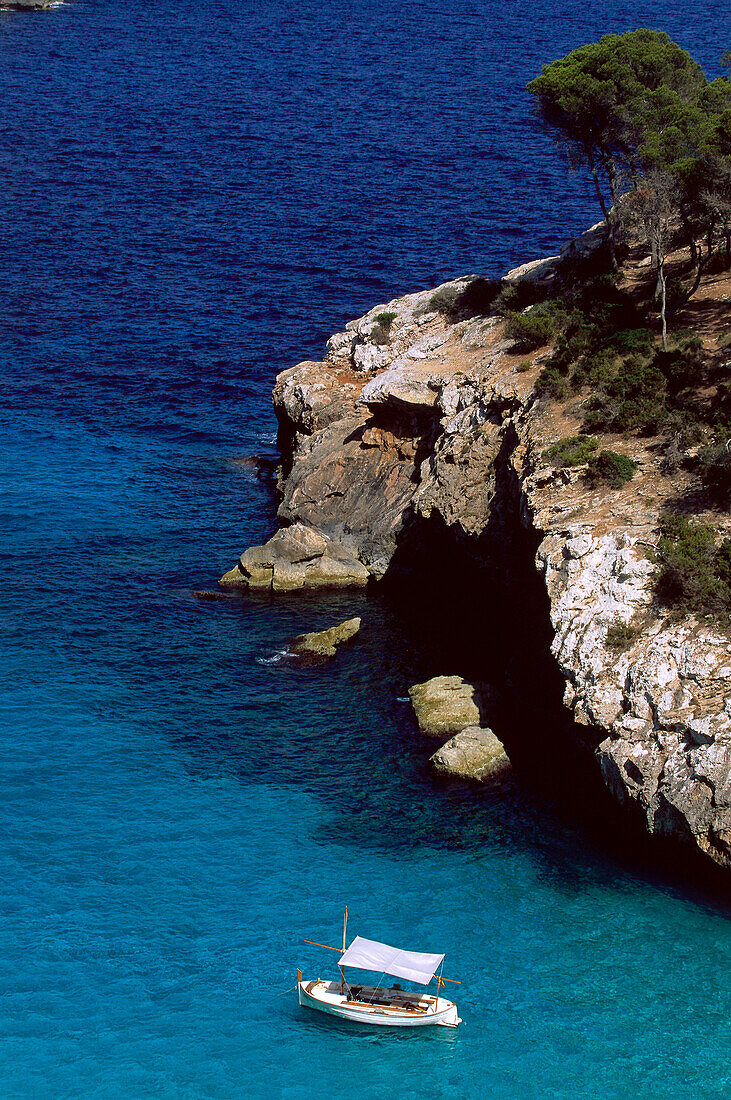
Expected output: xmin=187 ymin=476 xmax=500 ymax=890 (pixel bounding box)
xmin=1 ymin=2 xmax=730 ymax=1097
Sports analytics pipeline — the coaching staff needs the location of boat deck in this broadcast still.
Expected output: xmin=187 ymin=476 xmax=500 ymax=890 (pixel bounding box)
xmin=306 ymin=980 xmax=435 ymax=1013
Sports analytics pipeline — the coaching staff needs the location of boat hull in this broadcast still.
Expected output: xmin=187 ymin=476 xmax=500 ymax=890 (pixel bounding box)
xmin=298 ymin=980 xmax=461 ymax=1028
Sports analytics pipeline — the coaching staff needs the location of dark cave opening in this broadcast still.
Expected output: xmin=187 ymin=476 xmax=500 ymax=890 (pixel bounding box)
xmin=375 ymin=440 xmax=731 ymax=903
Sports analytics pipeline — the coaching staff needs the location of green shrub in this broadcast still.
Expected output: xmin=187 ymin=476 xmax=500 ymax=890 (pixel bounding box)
xmin=535 ymin=365 xmax=569 ymax=399
xmin=655 ymin=513 xmax=731 ymax=622
xmin=578 ymin=335 xmax=709 ymax=437
xmin=709 ymin=380 xmax=731 ymax=440
xmin=503 ymin=269 xmax=644 ymax=373
xmin=584 ymin=450 xmax=638 ymax=488
xmin=519 ymin=250 xmax=718 ymax=469
xmin=506 ymin=303 xmax=568 ymax=351
xmin=549 ymin=322 xmax=593 ymax=378
xmin=371 ymin=311 xmax=397 ymax=345
xmin=554 ymin=244 xmax=616 ymax=290
xmin=698 ymin=444 xmax=731 ymax=507
xmin=608 ymin=328 xmax=656 ymax=356
xmin=570 ymin=346 xmax=619 ymax=390
xmin=517 ymin=358 xmax=533 ymax=373
xmin=543 ymin=435 xmax=598 ymax=467
xmin=429 ymin=286 xmax=460 ymax=317
xmin=666 ymin=274 xmax=692 ymax=313
xmin=429 ymin=278 xmax=501 ymax=322
xmin=495 ymin=279 xmax=551 ymax=315
xmin=506 ymin=309 xmax=554 ymax=350
xmin=654 ymin=335 xmax=704 ymax=393
xmin=541 ymin=284 xmax=650 ymax=392
xmin=661 ymin=409 xmax=705 ymax=450
xmin=583 ymin=356 xmax=668 ymax=435
xmin=570 ymin=278 xmax=645 ymax=334
xmin=451 ymin=277 xmax=501 ymax=320
xmin=717 ymin=540 xmax=731 ymax=590
xmin=605 ymin=621 xmax=638 ymax=650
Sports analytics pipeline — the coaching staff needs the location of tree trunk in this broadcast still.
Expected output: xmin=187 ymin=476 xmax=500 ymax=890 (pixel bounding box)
xmin=689 ymin=237 xmax=698 ymax=269
xmin=605 ymin=156 xmax=620 ymax=208
xmin=588 ymin=151 xmax=609 ymax=221
xmin=604 ymin=156 xmax=620 ymax=272
xmin=587 ymin=153 xmax=617 ymax=271
xmin=651 ymin=240 xmax=661 ymax=301
xmin=659 ymin=259 xmax=667 ymax=351
xmin=670 ymin=242 xmax=707 ymax=314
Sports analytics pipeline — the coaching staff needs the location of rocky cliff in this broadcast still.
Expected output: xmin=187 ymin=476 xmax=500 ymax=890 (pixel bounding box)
xmin=221 ymin=231 xmax=731 ymax=871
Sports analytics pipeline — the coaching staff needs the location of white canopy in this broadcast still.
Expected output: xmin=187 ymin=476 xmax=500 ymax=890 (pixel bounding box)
xmin=338 ymin=935 xmax=444 ymax=985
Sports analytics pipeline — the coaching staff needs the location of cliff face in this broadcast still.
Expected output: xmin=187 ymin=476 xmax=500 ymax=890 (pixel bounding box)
xmin=221 ymin=244 xmax=731 ymax=870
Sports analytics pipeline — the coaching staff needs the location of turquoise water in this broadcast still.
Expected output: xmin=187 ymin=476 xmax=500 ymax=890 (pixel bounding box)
xmin=1 ymin=1 xmax=730 ymax=1096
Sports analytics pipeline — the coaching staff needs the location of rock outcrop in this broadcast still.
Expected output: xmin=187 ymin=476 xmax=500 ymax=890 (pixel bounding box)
xmin=1 ymin=1 xmax=63 ymax=9
xmin=408 ymin=676 xmax=487 ymax=738
xmin=290 ymin=617 xmax=361 ymax=660
xmin=430 ymin=727 xmax=511 ymax=781
xmin=220 ymin=522 xmax=369 ymax=592
xmin=222 ymin=234 xmax=731 ymax=871
xmin=248 ymin=276 xmax=510 ymax=579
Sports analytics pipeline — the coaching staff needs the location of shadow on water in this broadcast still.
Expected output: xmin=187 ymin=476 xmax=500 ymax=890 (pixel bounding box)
xmin=160 ymin=573 xmax=731 ymax=920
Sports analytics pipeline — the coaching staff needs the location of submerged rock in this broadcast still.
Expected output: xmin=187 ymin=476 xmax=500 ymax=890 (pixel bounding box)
xmin=430 ymin=726 xmax=511 ymax=781
xmin=408 ymin=676 xmax=486 ymax=738
xmin=290 ymin=617 xmax=361 ymax=660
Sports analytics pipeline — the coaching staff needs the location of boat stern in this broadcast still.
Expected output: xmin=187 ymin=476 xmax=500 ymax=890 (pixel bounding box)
xmin=436 ymin=1001 xmax=462 ymax=1027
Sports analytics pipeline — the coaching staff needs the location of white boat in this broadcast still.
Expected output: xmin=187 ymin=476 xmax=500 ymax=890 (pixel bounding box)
xmin=297 ymin=909 xmax=462 ymax=1028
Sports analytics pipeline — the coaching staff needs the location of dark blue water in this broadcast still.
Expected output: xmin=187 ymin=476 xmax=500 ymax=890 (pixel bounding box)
xmin=1 ymin=2 xmax=730 ymax=1096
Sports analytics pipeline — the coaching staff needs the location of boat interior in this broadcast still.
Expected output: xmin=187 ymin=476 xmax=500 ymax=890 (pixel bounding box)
xmin=339 ymin=981 xmax=433 ymax=1012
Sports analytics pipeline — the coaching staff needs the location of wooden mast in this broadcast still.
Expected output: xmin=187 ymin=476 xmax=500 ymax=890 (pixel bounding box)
xmin=340 ymin=905 xmax=348 ymax=994
xmin=434 ymin=960 xmax=444 ymax=1013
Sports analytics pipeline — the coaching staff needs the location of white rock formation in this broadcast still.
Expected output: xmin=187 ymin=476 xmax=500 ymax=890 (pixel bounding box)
xmin=221 ymin=247 xmax=731 ymax=869
xmin=430 ymin=726 xmax=511 ymax=781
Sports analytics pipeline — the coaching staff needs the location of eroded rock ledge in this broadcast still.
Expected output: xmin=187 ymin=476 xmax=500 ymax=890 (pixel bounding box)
xmin=1 ymin=1 xmax=64 ymax=9
xmin=221 ymin=236 xmax=731 ymax=870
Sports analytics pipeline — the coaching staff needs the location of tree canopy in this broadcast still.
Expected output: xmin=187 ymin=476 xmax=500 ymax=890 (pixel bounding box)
xmin=528 ymin=30 xmax=731 ymax=283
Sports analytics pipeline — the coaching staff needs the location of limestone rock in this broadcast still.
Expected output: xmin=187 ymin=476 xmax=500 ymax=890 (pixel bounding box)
xmin=273 ymin=361 xmax=360 ymax=437
xmin=559 ymin=220 xmax=607 ymax=260
xmin=0 ymin=0 xmax=60 ymax=7
xmin=504 ymin=256 xmax=560 ymax=284
xmin=408 ymin=676 xmax=485 ymax=738
xmin=219 ymin=225 xmax=731 ymax=871
xmin=1 ymin=1 xmax=62 ymax=8
xmin=323 ymin=277 xmax=476 ymax=376
xmin=260 ymin=276 xmax=509 ymax=574
xmin=290 ymin=617 xmax=361 ymax=659
xmin=219 ymin=523 xmax=369 ymax=592
xmin=267 ymin=525 xmax=329 ymax=562
xmin=359 ymin=365 xmax=440 ymax=414
xmin=430 ymin=726 xmax=511 ymax=781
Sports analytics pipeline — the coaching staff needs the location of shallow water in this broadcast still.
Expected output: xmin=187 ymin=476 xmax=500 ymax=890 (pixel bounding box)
xmin=1 ymin=1 xmax=730 ymax=1096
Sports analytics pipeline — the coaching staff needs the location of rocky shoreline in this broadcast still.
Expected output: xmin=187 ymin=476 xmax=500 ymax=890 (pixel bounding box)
xmin=221 ymin=229 xmax=731 ymax=872
xmin=0 ymin=1 xmax=64 ymax=9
